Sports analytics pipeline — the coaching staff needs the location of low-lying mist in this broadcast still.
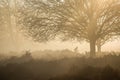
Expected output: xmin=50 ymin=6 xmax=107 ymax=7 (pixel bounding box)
xmin=0 ymin=50 xmax=120 ymax=80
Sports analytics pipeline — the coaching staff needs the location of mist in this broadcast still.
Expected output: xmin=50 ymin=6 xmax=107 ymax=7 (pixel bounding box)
xmin=0 ymin=0 xmax=120 ymax=80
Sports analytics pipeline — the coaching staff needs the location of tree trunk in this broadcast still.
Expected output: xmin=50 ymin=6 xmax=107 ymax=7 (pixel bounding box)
xmin=90 ymin=39 xmax=96 ymax=57
xmin=97 ymin=44 xmax=101 ymax=53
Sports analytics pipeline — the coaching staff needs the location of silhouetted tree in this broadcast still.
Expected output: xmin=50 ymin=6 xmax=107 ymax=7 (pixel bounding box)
xmin=0 ymin=0 xmax=7 ymax=39
xmin=96 ymin=35 xmax=119 ymax=53
xmin=0 ymin=0 xmax=20 ymax=50
xmin=18 ymin=0 xmax=120 ymax=57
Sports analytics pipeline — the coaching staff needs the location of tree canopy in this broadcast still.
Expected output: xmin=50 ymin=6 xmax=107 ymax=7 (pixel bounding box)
xmin=18 ymin=0 xmax=120 ymax=56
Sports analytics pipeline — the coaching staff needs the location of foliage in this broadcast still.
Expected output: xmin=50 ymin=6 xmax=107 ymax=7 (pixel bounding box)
xmin=17 ymin=0 xmax=120 ymax=55
xmin=0 ymin=52 xmax=120 ymax=80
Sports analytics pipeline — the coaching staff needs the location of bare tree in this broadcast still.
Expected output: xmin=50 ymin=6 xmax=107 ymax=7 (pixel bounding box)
xmin=96 ymin=34 xmax=118 ymax=53
xmin=0 ymin=0 xmax=9 ymax=39
xmin=0 ymin=0 xmax=20 ymax=51
xmin=18 ymin=0 xmax=120 ymax=57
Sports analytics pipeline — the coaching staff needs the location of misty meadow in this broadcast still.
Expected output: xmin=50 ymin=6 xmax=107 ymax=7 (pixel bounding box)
xmin=0 ymin=0 xmax=120 ymax=80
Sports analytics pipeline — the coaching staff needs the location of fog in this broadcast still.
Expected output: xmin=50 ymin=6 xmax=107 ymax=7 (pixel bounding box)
xmin=0 ymin=33 xmax=120 ymax=54
xmin=0 ymin=0 xmax=120 ymax=80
